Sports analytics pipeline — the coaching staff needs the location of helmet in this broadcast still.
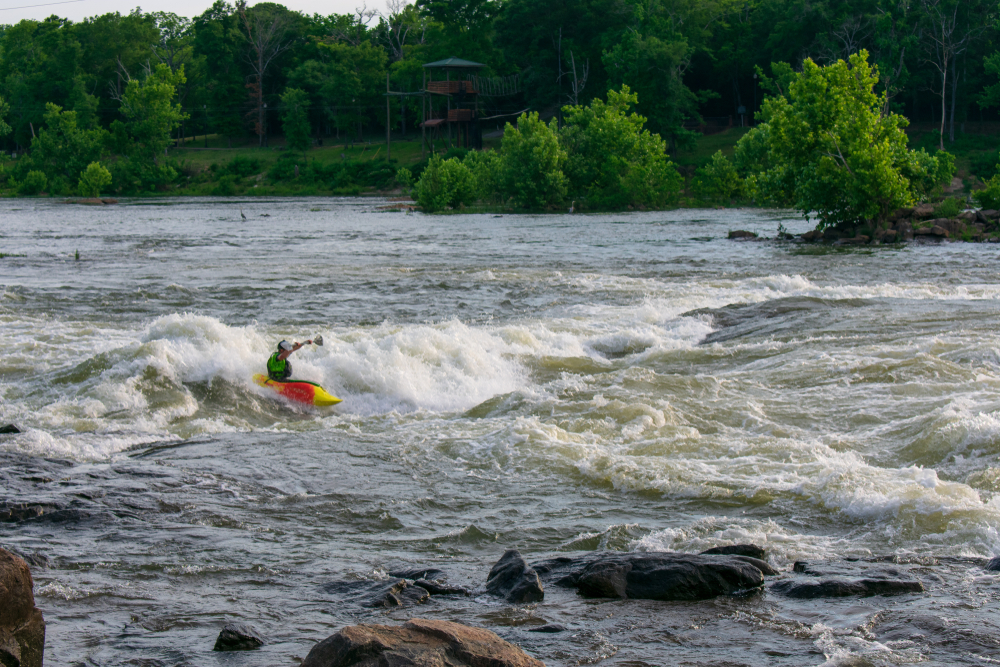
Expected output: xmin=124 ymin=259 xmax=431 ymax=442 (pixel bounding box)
xmin=278 ymin=340 xmax=293 ymax=351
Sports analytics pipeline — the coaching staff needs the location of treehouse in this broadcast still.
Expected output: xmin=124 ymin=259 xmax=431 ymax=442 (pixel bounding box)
xmin=421 ymin=57 xmax=486 ymax=152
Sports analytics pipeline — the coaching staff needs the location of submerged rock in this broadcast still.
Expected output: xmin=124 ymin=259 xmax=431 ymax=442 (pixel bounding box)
xmin=984 ymin=556 xmax=1000 ymax=572
xmin=213 ymin=622 xmax=265 ymax=651
xmin=728 ymin=230 xmax=758 ymax=240
xmin=301 ymin=618 xmax=545 ymax=667
xmin=413 ymin=578 xmax=469 ymax=596
xmin=486 ymin=549 xmax=544 ymax=603
xmin=770 ymin=560 xmax=924 ymax=599
xmin=0 ymin=424 xmax=20 ymax=435
xmin=0 ymin=548 xmax=45 ymax=667
xmin=700 ymin=544 xmax=767 ymax=560
xmin=526 ymin=624 xmax=566 ymax=633
xmin=533 ymin=552 xmax=769 ymax=601
xmin=388 ymin=568 xmax=446 ymax=581
xmin=321 ymin=578 xmax=430 ymax=609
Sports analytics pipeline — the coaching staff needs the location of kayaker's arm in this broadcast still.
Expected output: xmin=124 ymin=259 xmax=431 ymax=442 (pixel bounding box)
xmin=277 ymin=340 xmax=312 ymax=361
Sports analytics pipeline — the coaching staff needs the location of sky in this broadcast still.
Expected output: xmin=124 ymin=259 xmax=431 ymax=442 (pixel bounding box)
xmin=0 ymin=0 xmax=388 ymax=23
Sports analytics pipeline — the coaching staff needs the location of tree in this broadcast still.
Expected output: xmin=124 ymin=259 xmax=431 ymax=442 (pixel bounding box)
xmin=236 ymin=0 xmax=297 ymax=147
xmin=78 ymin=161 xmax=112 ymax=196
xmin=498 ymin=111 xmax=568 ymax=209
xmin=0 ymin=95 xmax=10 ymax=138
xmin=414 ymin=154 xmax=477 ymax=211
xmin=16 ymin=103 xmax=108 ymax=186
xmin=738 ymin=51 xmax=951 ymax=230
xmin=280 ymin=87 xmax=311 ymax=151
xmin=560 ymin=86 xmax=682 ymax=209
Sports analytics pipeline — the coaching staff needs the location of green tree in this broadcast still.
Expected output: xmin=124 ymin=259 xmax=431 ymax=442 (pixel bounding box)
xmin=280 ymin=87 xmax=311 ymax=152
xmin=16 ymin=103 xmax=108 ymax=184
xmin=737 ymin=51 xmax=949 ymax=230
xmin=560 ymin=86 xmax=683 ymax=209
xmin=0 ymin=95 xmax=10 ymax=138
xmin=78 ymin=161 xmax=112 ymax=196
xmin=692 ymin=151 xmax=743 ymax=203
xmin=414 ymin=154 xmax=477 ymax=212
xmin=498 ymin=112 xmax=568 ymax=209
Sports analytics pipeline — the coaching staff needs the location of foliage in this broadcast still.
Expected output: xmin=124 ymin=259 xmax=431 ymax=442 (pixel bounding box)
xmin=222 ymin=155 xmax=262 ymax=177
xmin=738 ymin=51 xmax=949 ymax=230
xmin=560 ymin=86 xmax=682 ymax=209
xmin=77 ymin=161 xmax=112 ymax=197
xmin=933 ymin=197 xmax=962 ymax=218
xmin=461 ymin=150 xmax=501 ymax=204
xmin=395 ymin=167 xmax=414 ymax=191
xmin=13 ymin=103 xmax=108 ymax=184
xmin=17 ymin=170 xmax=47 ymax=195
xmin=280 ymin=87 xmax=312 ymax=152
xmin=691 ymin=151 xmax=743 ymax=203
xmin=974 ymin=174 xmax=1000 ymax=209
xmin=497 ymin=112 xmax=567 ymax=210
xmin=0 ymin=95 xmax=10 ymax=138
xmin=414 ymin=154 xmax=477 ymax=211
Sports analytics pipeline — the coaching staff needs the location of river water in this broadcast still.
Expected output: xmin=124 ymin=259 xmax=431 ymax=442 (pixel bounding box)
xmin=1 ymin=198 xmax=999 ymax=666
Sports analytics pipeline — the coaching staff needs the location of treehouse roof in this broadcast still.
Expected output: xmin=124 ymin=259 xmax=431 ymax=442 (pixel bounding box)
xmin=423 ymin=57 xmax=486 ymax=70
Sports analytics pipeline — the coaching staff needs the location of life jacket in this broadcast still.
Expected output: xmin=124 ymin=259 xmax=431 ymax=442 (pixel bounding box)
xmin=267 ymin=352 xmax=292 ymax=380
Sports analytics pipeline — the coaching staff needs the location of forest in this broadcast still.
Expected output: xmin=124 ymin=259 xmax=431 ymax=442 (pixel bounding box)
xmin=1 ymin=0 xmax=999 ymax=222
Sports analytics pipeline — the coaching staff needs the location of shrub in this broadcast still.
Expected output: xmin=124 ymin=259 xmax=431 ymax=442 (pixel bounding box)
xmin=223 ymin=156 xmax=262 ymax=178
xmin=18 ymin=170 xmax=47 ymax=195
xmin=497 ymin=112 xmax=567 ymax=209
xmin=395 ymin=167 xmax=414 ymax=191
xmin=933 ymin=197 xmax=962 ymax=218
xmin=212 ymin=174 xmax=239 ymax=196
xmin=974 ymin=175 xmax=1000 ymax=209
xmin=691 ymin=151 xmax=743 ymax=203
xmin=970 ymin=150 xmax=1000 ymax=181
xmin=78 ymin=162 xmax=112 ymax=197
xmin=462 ymin=150 xmax=501 ymax=203
xmin=414 ymin=154 xmax=477 ymax=212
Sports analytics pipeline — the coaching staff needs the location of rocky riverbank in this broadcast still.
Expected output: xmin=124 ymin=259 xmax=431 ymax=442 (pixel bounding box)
xmin=731 ymin=204 xmax=1000 ymax=244
xmin=6 ymin=541 xmax=999 ymax=666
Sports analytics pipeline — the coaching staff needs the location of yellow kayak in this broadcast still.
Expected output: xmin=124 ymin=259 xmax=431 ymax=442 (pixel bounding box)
xmin=253 ymin=374 xmax=342 ymax=406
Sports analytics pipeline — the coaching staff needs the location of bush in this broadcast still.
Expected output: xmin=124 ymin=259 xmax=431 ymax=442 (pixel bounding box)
xmin=691 ymin=151 xmax=743 ymax=203
xmin=974 ymin=175 xmax=1000 ymax=209
xmin=414 ymin=154 xmax=477 ymax=212
xmin=462 ymin=150 xmax=501 ymax=203
xmin=970 ymin=150 xmax=1000 ymax=181
xmin=498 ymin=112 xmax=567 ymax=209
xmin=212 ymin=174 xmax=239 ymax=196
xmin=395 ymin=167 xmax=414 ymax=191
xmin=78 ymin=161 xmax=112 ymax=197
xmin=933 ymin=197 xmax=962 ymax=218
xmin=223 ymin=156 xmax=262 ymax=178
xmin=17 ymin=170 xmax=47 ymax=195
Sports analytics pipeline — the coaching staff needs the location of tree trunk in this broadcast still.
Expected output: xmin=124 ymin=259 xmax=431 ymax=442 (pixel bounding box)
xmin=939 ymin=54 xmax=948 ymax=151
xmin=949 ymin=55 xmax=958 ymax=143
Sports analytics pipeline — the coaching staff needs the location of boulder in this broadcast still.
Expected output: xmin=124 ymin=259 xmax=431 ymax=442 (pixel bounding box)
xmin=700 ymin=544 xmax=766 ymax=560
xmin=300 ymin=618 xmax=545 ymax=667
xmin=991 ymin=237 xmax=1000 ymax=243
xmin=0 ymin=549 xmax=45 ymax=667
xmin=534 ymin=552 xmax=768 ymax=601
xmin=321 ymin=578 xmax=430 ymax=609
xmin=913 ymin=226 xmax=934 ymax=236
xmin=800 ymin=229 xmax=823 ymax=241
xmin=526 ymin=624 xmax=565 ymax=633
xmin=727 ymin=230 xmax=757 ymax=240
xmin=889 ymin=207 xmax=914 ymax=221
xmin=958 ymin=210 xmax=977 ymax=222
xmin=930 ymin=225 xmax=948 ymax=238
xmin=983 ymin=209 xmax=1000 ymax=220
xmin=486 ymin=550 xmax=544 ymax=603
xmin=0 ymin=425 xmax=20 ymax=435
xmin=892 ymin=220 xmax=913 ymax=241
xmin=388 ymin=568 xmax=446 ymax=581
xmin=836 ymin=235 xmax=869 ymax=245
xmin=913 ymin=203 xmax=936 ymax=219
xmin=413 ymin=579 xmax=469 ymax=596
xmin=881 ymin=229 xmax=898 ymax=243
xmin=985 ymin=556 xmax=1000 ymax=571
xmin=770 ymin=560 xmax=924 ymax=599
xmin=213 ymin=622 xmax=265 ymax=651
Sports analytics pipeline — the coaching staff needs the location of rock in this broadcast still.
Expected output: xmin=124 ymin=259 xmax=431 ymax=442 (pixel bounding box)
xmin=537 ymin=552 xmax=767 ymax=601
xmin=321 ymin=578 xmax=430 ymax=609
xmin=913 ymin=226 xmax=933 ymax=236
xmin=101 ymin=198 xmax=118 ymax=205
xmin=958 ymin=210 xmax=977 ymax=222
xmin=728 ymin=230 xmax=757 ymax=240
xmin=837 ymin=235 xmax=869 ymax=245
xmin=771 ymin=560 xmax=924 ymax=599
xmin=985 ymin=556 xmax=1000 ymax=571
xmin=213 ymin=622 xmax=265 ymax=651
xmin=0 ymin=549 xmax=45 ymax=667
xmin=800 ymin=229 xmax=822 ymax=241
xmin=389 ymin=568 xmax=446 ymax=581
xmin=0 ymin=425 xmax=20 ymax=435
xmin=526 ymin=624 xmax=565 ymax=633
xmin=930 ymin=225 xmax=948 ymax=237
xmin=983 ymin=209 xmax=1000 ymax=220
xmin=913 ymin=203 xmax=936 ymax=219
xmin=486 ymin=550 xmax=544 ymax=603
xmin=413 ymin=579 xmax=469 ymax=596
xmin=991 ymin=237 xmax=1000 ymax=243
xmin=881 ymin=229 xmax=898 ymax=243
xmin=889 ymin=207 xmax=914 ymax=221
xmin=300 ymin=618 xmax=545 ymax=667
xmin=700 ymin=544 xmax=767 ymax=560
xmin=977 ymin=210 xmax=991 ymax=224
xmin=770 ymin=578 xmax=923 ymax=598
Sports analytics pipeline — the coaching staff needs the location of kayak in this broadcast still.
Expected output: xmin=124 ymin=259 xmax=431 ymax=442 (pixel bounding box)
xmin=252 ymin=373 xmax=342 ymax=406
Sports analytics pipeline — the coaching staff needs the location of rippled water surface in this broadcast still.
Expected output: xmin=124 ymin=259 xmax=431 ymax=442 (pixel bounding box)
xmin=2 ymin=198 xmax=1000 ymax=666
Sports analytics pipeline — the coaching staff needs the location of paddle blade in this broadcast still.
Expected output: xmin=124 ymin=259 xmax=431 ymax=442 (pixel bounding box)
xmin=313 ymin=335 xmax=323 ymax=346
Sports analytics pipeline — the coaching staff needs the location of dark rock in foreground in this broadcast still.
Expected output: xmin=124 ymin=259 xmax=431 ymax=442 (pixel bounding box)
xmin=526 ymin=624 xmax=566 ymax=633
xmin=301 ymin=618 xmax=545 ymax=667
xmin=0 ymin=424 xmax=20 ymax=435
xmin=413 ymin=578 xmax=469 ymax=596
xmin=770 ymin=560 xmax=924 ymax=599
xmin=321 ymin=578 xmax=430 ymax=609
xmin=728 ymin=230 xmax=758 ymax=240
xmin=213 ymin=622 xmax=265 ymax=651
xmin=0 ymin=548 xmax=45 ymax=667
xmin=486 ymin=549 xmax=544 ymax=603
xmin=984 ymin=556 xmax=1000 ymax=572
xmin=389 ymin=567 xmax=446 ymax=581
xmin=533 ymin=551 xmax=770 ymax=601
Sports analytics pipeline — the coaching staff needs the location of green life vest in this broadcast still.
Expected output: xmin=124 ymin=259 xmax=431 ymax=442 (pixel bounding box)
xmin=267 ymin=352 xmax=291 ymax=380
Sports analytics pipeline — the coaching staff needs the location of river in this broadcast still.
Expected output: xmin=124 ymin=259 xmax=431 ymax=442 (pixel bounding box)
xmin=1 ymin=197 xmax=999 ymax=666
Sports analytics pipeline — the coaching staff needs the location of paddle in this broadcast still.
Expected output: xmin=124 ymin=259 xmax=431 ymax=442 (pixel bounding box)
xmin=310 ymin=335 xmax=323 ymax=347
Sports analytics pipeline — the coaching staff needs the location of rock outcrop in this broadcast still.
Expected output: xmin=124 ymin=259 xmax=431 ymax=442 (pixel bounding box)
xmin=532 ymin=551 xmax=770 ymax=601
xmin=985 ymin=556 xmax=1000 ymax=572
xmin=727 ymin=230 xmax=758 ymax=240
xmin=769 ymin=560 xmax=924 ymax=599
xmin=322 ymin=578 xmax=430 ymax=609
xmin=0 ymin=548 xmax=45 ymax=667
xmin=213 ymin=622 xmax=265 ymax=651
xmin=300 ymin=618 xmax=545 ymax=667
xmin=486 ymin=550 xmax=544 ymax=603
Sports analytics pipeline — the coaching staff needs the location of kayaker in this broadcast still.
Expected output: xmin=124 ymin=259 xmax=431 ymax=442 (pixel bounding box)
xmin=267 ymin=339 xmax=312 ymax=381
